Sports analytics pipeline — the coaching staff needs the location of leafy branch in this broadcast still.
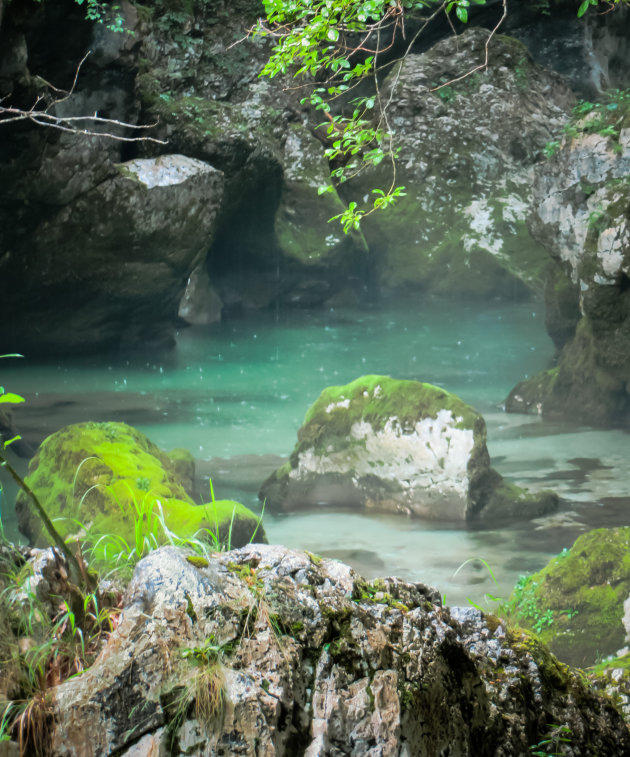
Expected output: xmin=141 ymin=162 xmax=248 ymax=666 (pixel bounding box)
xmin=251 ymin=0 xmax=491 ymax=230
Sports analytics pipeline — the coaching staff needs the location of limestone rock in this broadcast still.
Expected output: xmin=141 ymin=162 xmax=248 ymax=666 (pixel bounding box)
xmin=274 ymin=123 xmax=368 ymax=277
xmin=260 ymin=375 xmax=557 ymax=521
xmin=509 ymin=115 xmax=630 ymax=425
xmin=1 ymin=154 xmax=224 ymax=354
xmin=506 ymin=527 xmax=630 ymax=667
xmin=16 ymin=421 xmax=265 ymax=550
xmin=342 ymin=28 xmax=574 ymax=299
xmin=178 ymin=265 xmax=223 ymax=326
xmin=47 ymin=544 xmax=630 ymax=756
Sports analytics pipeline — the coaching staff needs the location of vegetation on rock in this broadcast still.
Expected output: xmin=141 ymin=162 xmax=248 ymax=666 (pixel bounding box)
xmin=261 ymin=375 xmax=558 ymax=521
xmin=16 ymin=422 xmax=265 ymax=560
xmin=505 ymin=527 xmax=630 ymax=668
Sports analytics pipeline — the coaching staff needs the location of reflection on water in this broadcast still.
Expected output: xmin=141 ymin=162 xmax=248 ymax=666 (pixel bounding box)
xmin=2 ymin=300 xmax=629 ymax=605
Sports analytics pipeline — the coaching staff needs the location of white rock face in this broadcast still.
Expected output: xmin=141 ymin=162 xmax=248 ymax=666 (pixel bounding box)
xmin=532 ymin=128 xmax=630 ymax=282
xmin=290 ymin=410 xmax=475 ymax=519
xmin=47 ymin=544 xmax=630 ymax=757
xmin=123 ymin=154 xmax=215 ymax=188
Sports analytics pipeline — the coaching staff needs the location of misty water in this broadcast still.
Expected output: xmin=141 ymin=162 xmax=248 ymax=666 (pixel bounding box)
xmin=3 ymin=298 xmax=629 ymax=605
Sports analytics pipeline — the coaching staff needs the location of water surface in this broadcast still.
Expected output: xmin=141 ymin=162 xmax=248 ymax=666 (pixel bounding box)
xmin=3 ymin=300 xmax=628 ymax=605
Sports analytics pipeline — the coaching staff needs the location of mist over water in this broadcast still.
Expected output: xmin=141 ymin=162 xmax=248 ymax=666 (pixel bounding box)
xmin=3 ymin=299 xmax=629 ymax=604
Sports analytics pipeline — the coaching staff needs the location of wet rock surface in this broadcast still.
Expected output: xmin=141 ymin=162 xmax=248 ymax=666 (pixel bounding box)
xmin=46 ymin=544 xmax=630 ymax=756
xmin=260 ymin=375 xmax=557 ymax=522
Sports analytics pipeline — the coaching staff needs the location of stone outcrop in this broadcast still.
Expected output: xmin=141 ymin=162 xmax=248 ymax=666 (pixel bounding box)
xmin=341 ymin=28 xmax=574 ymax=299
xmin=506 ymin=108 xmax=630 ymax=425
xmin=16 ymin=421 xmax=265 ymax=550
xmin=43 ymin=544 xmax=630 ymax=756
xmin=260 ymin=375 xmax=557 ymax=521
xmin=2 ymin=151 xmax=223 ymax=354
xmin=506 ymin=527 xmax=630 ymax=668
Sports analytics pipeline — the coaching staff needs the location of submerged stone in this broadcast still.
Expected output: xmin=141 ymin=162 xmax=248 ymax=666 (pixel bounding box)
xmin=260 ymin=375 xmax=557 ymax=521
xmin=506 ymin=527 xmax=630 ymax=667
xmin=16 ymin=421 xmax=265 ymax=551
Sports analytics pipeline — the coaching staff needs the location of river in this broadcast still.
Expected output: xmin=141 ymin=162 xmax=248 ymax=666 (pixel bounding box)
xmin=2 ymin=298 xmax=629 ymax=605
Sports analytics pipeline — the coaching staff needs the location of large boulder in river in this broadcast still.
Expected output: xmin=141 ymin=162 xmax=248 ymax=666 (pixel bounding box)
xmin=0 ymin=153 xmax=223 ymax=355
xmin=506 ymin=527 xmax=630 ymax=668
xmin=341 ymin=29 xmax=575 ymax=300
xmin=260 ymin=375 xmax=557 ymax=521
xmin=45 ymin=544 xmax=630 ymax=756
xmin=506 ymin=104 xmax=630 ymax=426
xmin=16 ymin=421 xmax=265 ymax=551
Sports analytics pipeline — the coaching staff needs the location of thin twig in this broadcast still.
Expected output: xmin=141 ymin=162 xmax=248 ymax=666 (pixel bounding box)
xmin=430 ymin=0 xmax=507 ymax=92
xmin=0 ymin=50 xmax=167 ymax=144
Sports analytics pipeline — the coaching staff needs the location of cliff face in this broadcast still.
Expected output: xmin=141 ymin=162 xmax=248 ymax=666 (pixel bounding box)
xmin=1 ymin=0 xmax=629 ymax=375
xmin=506 ymin=91 xmax=630 ymax=426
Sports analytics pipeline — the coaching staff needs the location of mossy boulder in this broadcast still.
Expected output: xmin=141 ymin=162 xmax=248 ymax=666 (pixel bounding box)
xmin=260 ymin=375 xmax=557 ymax=521
xmin=16 ymin=422 xmax=265 ymax=550
xmin=506 ymin=319 xmax=630 ymax=425
xmin=505 ymin=527 xmax=630 ymax=667
xmin=588 ymin=651 xmax=630 ymax=721
xmin=342 ymin=29 xmax=574 ymax=300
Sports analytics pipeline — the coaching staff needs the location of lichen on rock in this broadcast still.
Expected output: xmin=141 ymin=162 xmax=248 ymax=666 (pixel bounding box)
xmin=260 ymin=375 xmax=557 ymax=522
xmin=342 ymin=28 xmax=574 ymax=300
xmin=15 ymin=421 xmax=265 ymax=551
xmin=508 ymin=102 xmax=630 ymax=426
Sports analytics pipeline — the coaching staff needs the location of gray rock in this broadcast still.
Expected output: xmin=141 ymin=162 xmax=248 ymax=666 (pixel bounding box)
xmin=3 ymin=154 xmax=223 ymax=354
xmin=508 ymin=117 xmax=630 ymax=425
xmin=342 ymin=28 xmax=574 ymax=300
xmin=48 ymin=544 xmax=630 ymax=756
xmin=260 ymin=375 xmax=557 ymax=521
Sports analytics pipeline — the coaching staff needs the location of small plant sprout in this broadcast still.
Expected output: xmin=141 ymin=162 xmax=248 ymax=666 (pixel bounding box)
xmin=452 ymin=557 xmax=503 ymax=612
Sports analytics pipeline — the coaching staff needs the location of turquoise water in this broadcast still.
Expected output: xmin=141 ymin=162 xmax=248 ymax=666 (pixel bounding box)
xmin=2 ymin=300 xmax=629 ymax=604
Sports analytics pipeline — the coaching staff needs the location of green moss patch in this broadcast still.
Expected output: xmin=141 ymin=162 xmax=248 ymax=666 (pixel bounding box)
xmin=297 ymin=375 xmax=482 ymax=458
xmin=16 ymin=422 xmax=265 ymax=550
xmin=505 ymin=527 xmax=630 ymax=667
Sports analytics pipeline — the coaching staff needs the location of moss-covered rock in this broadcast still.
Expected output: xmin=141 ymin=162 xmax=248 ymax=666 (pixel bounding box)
xmin=342 ymin=29 xmax=574 ymax=300
xmin=166 ymin=446 xmax=196 ymax=499
xmin=505 ymin=527 xmax=630 ymax=667
xmin=506 ymin=319 xmax=630 ymax=425
xmin=274 ymin=123 xmax=367 ymax=267
xmin=16 ymin=422 xmax=265 ymax=550
xmin=588 ymin=651 xmax=630 ymax=722
xmin=260 ymin=375 xmax=557 ymax=521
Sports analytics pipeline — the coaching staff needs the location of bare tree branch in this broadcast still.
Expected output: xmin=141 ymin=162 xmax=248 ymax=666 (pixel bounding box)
xmin=0 ymin=51 xmax=166 ymax=144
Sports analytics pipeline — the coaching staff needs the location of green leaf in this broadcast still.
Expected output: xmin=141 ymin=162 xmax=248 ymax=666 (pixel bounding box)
xmin=577 ymin=0 xmax=590 ymax=17
xmin=456 ymin=5 xmax=468 ymax=22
